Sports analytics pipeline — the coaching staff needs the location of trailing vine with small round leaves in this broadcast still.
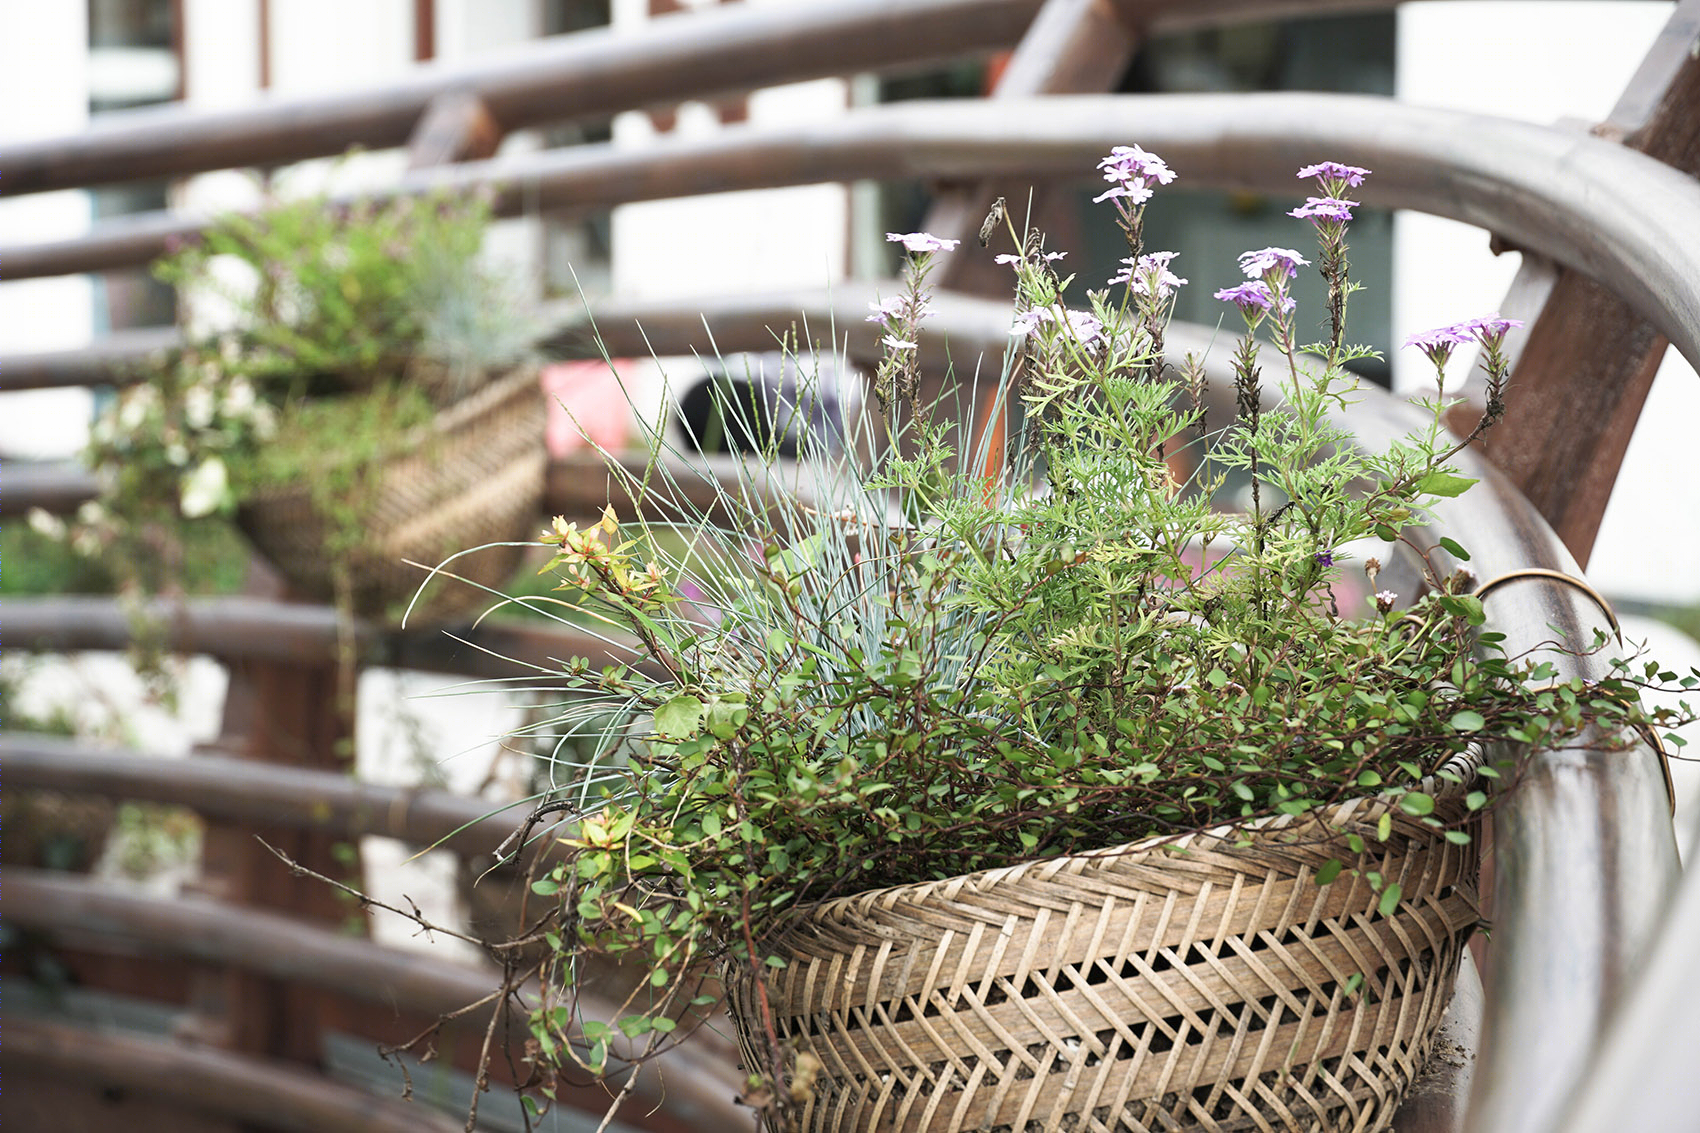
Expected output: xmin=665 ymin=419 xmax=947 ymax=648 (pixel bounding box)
xmin=500 ymin=152 xmax=1695 ymax=1130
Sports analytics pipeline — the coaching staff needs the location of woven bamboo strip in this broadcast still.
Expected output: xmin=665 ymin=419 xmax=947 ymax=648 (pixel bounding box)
xmin=774 ymin=837 xmax=1470 ymax=1005
xmin=729 ymin=774 xmax=1478 ymax=1132
xmin=785 ymin=890 xmax=1475 ymax=1076
xmin=238 ymin=364 xmax=544 ymax=619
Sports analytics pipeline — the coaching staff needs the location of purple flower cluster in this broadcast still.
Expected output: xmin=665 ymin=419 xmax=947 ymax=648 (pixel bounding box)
xmin=1093 ymin=144 xmax=1174 ymax=206
xmin=1214 ymin=281 xmax=1294 ymax=319
xmin=994 ymin=250 xmax=1066 ymax=267
xmin=1011 ymin=304 xmax=1104 ymax=348
xmin=1289 ymin=197 xmax=1359 ymax=225
xmin=1236 ymin=246 xmax=1309 ymax=281
xmin=865 ymin=295 xmax=907 ymax=325
xmin=885 ymin=231 xmax=959 ymax=254
xmin=1297 ymin=161 xmax=1371 ymax=189
xmin=1110 ymin=250 xmax=1187 ymax=298
xmin=1402 ymin=313 xmax=1526 ymax=367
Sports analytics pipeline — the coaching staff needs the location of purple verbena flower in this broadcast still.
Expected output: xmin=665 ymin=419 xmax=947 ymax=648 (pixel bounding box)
xmin=1091 ymin=183 xmax=1154 ymax=207
xmin=1011 ymin=304 xmax=1103 ymax=347
xmin=885 ymin=231 xmax=960 ymax=254
xmin=994 ymin=250 xmax=1068 ymax=267
xmin=1403 ymin=324 xmax=1473 ymax=368
xmin=1111 ymin=251 xmax=1187 ymax=298
xmin=1289 ymin=197 xmax=1359 ymax=224
xmin=1010 ymin=309 xmax=1047 ymax=337
xmin=1314 ymin=551 xmax=1334 ymax=567
xmin=866 ymin=295 xmax=905 ymax=324
xmin=1297 ymin=162 xmax=1371 ymax=188
xmin=1098 ymin=144 xmax=1176 ymax=190
xmin=1459 ymin=314 xmax=1525 ymax=344
xmin=1057 ymin=307 xmax=1104 ymax=345
xmin=1215 ymin=281 xmax=1293 ymax=317
xmin=1237 ymin=246 xmax=1310 ymax=280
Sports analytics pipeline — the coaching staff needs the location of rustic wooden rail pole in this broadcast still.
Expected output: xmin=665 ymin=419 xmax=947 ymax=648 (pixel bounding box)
xmin=0 ymin=0 xmax=1047 ymax=197
xmin=10 ymin=1018 xmax=466 ymax=1133
xmin=1449 ymin=0 xmax=1700 ymax=566
xmin=921 ymin=0 xmax=1144 ymax=296
xmin=11 ymin=93 xmax=1700 ymax=377
xmin=7 ymin=869 xmax=750 ymax=1133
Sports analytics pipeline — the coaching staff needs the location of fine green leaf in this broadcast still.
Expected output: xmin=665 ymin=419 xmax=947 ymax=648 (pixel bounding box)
xmin=654 ymin=694 xmax=705 ymax=739
xmin=1450 ymin=709 xmax=1486 ymax=733
xmin=1416 ymin=471 xmax=1479 ymax=498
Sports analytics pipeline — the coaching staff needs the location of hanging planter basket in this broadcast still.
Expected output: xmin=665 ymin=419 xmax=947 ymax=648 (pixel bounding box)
xmin=237 ymin=364 xmax=546 ymax=621
xmin=726 ymin=769 xmax=1479 ymax=1133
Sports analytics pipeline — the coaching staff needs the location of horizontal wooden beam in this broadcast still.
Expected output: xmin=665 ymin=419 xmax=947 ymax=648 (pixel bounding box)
xmin=6 ymin=432 xmax=826 ymax=533
xmin=9 ymin=1016 xmax=465 ymax=1133
xmin=10 ymin=868 xmax=514 ymax=1019
xmin=0 ymin=0 xmax=1418 ymax=199
xmin=3 ymin=734 xmax=519 ymax=857
xmin=3 ymin=593 xmax=648 ymax=678
xmin=2 ymin=326 xmax=178 ymax=390
xmin=11 ymin=94 xmax=1699 ymax=381
xmin=0 ymin=0 xmax=1046 ymax=197
xmin=10 ymin=870 xmax=749 ymax=1130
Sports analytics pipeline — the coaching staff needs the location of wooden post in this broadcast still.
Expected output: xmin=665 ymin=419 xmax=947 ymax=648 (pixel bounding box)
xmin=182 ymin=561 xmax=367 ymax=1072
xmin=407 ymin=91 xmax=504 ymax=169
xmin=1452 ymin=0 xmax=1700 ymax=566
xmin=923 ymin=0 xmax=1144 ymax=297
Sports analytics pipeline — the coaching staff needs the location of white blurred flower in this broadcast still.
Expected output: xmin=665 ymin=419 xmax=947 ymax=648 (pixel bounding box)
xmin=184 ymin=383 xmax=216 ymax=429
xmin=166 ymin=442 xmax=190 ymax=466
xmin=76 ymin=500 xmax=108 ymax=526
xmin=223 ymin=378 xmax=257 ymax=417
xmin=118 ymin=386 xmax=158 ymax=430
xmin=28 ymin=507 xmax=67 ymax=539
xmin=179 ymin=456 xmax=229 ymax=518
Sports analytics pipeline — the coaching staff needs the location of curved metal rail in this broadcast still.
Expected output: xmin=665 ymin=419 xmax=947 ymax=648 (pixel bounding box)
xmin=0 ymin=0 xmax=1046 ymax=196
xmin=11 ymin=94 xmax=1700 ymax=383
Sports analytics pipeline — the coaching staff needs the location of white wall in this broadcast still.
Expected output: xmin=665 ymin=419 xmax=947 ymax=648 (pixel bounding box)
xmin=0 ymin=2 xmax=93 ymax=459
xmin=608 ymin=0 xmax=849 ymax=302
xmin=1395 ymin=1 xmax=1697 ymax=605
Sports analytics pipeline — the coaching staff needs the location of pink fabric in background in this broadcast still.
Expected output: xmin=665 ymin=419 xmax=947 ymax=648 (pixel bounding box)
xmin=541 ymin=360 xmax=634 ymax=459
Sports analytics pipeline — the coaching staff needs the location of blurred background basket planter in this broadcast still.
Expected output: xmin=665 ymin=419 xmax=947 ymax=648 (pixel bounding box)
xmin=236 ymin=363 xmax=545 ymax=622
xmin=724 ymin=771 xmax=1479 ymax=1133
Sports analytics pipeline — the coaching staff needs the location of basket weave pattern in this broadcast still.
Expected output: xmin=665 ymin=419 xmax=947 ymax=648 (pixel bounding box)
xmin=728 ymin=792 xmax=1478 ymax=1133
xmin=237 ymin=365 xmax=545 ymax=621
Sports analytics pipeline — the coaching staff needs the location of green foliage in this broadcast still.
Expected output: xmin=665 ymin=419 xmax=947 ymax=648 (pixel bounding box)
xmin=151 ymin=188 xmax=516 ymax=396
xmin=57 ymin=182 xmax=542 ymax=623
xmin=490 ymin=156 xmax=1697 ymax=1128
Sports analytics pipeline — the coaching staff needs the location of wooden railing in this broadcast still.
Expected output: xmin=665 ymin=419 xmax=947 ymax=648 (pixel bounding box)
xmin=4 ymin=0 xmax=1698 ymax=1130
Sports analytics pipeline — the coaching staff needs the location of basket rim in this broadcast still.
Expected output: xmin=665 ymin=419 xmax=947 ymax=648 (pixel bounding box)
xmin=234 ymin=361 xmax=542 ymax=508
xmin=791 ymin=748 xmax=1482 ymax=918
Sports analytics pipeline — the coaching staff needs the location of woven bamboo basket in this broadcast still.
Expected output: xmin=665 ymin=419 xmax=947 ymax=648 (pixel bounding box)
xmin=237 ymin=364 xmax=546 ymax=621
xmin=726 ymin=774 xmax=1479 ymax=1133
